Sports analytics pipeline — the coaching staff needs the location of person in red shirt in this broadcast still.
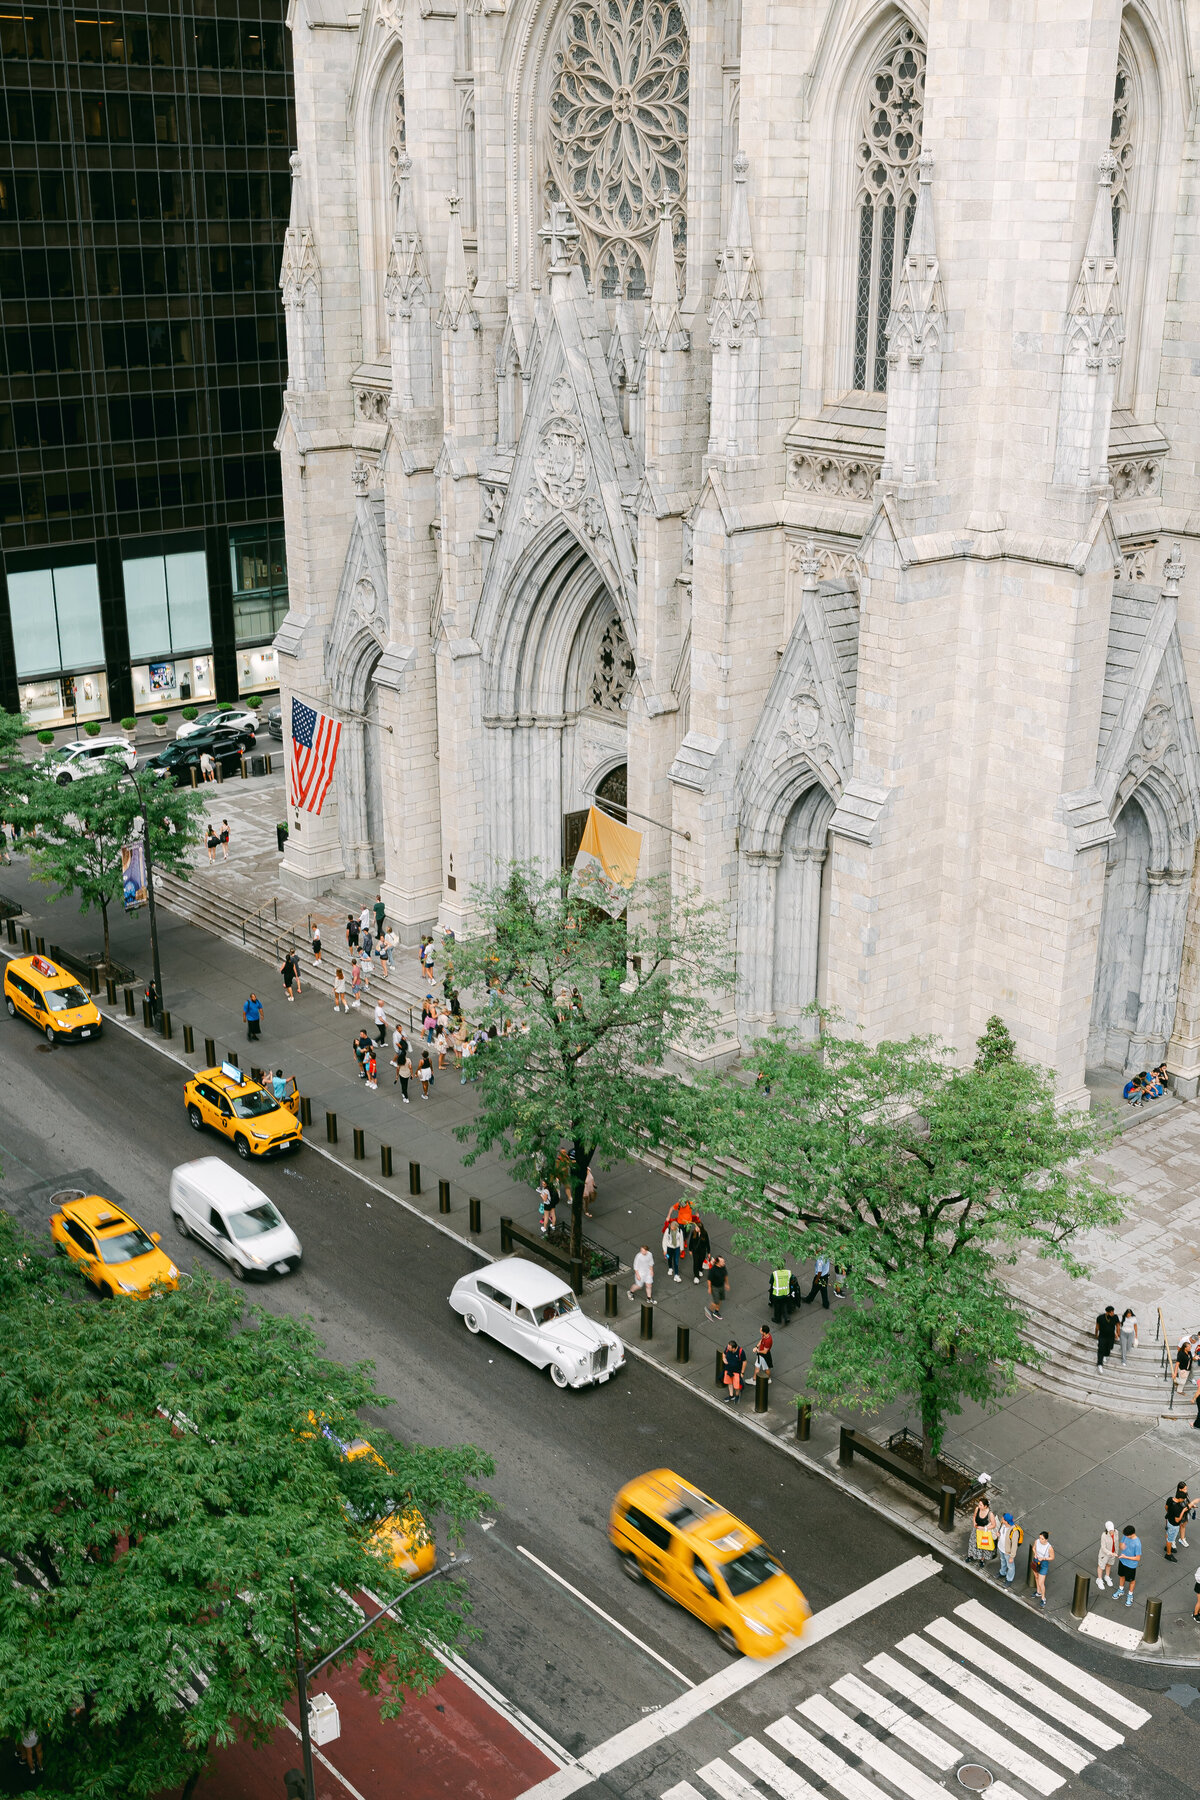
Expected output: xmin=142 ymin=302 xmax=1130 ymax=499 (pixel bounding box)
xmin=754 ymin=1326 xmax=773 ymax=1377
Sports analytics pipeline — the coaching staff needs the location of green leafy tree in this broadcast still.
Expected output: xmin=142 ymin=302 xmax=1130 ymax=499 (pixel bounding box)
xmin=0 ymin=1213 xmax=491 ymax=1799
xmin=17 ymin=762 xmax=202 ymax=966
xmin=680 ymin=1031 xmax=1124 ymax=1474
xmin=452 ymin=866 xmax=732 ymax=1259
xmin=974 ymin=1013 xmax=1017 ymax=1071
xmin=0 ymin=705 xmax=29 ymax=821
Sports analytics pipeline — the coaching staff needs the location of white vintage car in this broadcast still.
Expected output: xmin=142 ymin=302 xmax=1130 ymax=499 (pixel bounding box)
xmin=449 ymin=1256 xmax=625 ymax=1389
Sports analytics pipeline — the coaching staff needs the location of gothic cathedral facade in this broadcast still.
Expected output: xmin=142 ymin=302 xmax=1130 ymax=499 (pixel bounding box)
xmin=276 ymin=0 xmax=1200 ymax=1103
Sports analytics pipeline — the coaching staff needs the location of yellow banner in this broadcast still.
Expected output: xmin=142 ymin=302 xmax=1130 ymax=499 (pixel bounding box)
xmin=569 ymin=805 xmax=643 ymax=916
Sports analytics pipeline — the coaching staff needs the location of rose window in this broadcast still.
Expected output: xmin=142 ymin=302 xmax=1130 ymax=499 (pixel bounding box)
xmin=589 ymin=614 xmax=636 ymax=713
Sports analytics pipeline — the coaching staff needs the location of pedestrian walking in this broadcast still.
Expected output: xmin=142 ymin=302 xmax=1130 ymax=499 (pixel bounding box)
xmin=705 ymin=1254 xmax=729 ymax=1322
xmin=1097 ymin=1520 xmax=1119 ymax=1588
xmin=435 ymin=1026 xmax=449 ymax=1070
xmin=361 ymin=926 xmax=373 ymax=962
xmin=333 ymin=967 xmax=348 ymax=1012
xmin=312 ymin=923 xmax=323 ymax=966
xmin=418 ymin=1050 xmax=433 ymax=1097
xmin=996 ymin=1513 xmax=1021 ymax=1585
xmin=662 ymin=1218 xmax=685 ymax=1281
xmin=1030 ymin=1529 xmax=1054 ymax=1607
xmin=1113 ymin=1525 xmax=1141 ymax=1604
xmin=346 ymin=913 xmax=360 ymax=951
xmin=365 ymin=1045 xmax=378 ymax=1089
xmin=243 ymin=993 xmax=263 ymax=1041
xmin=423 ymin=937 xmax=436 ymax=975
xmin=1095 ymin=1303 xmax=1119 ymax=1369
xmin=373 ymin=893 xmax=386 ymax=935
xmin=1119 ymin=1307 xmax=1138 ymax=1364
xmin=19 ymin=1727 xmax=42 ymax=1776
xmin=1166 ymin=1482 xmax=1190 ymax=1560
xmin=1193 ymin=1561 xmax=1200 ymax=1625
xmin=803 ymin=1253 xmax=831 ymax=1308
xmin=359 ymin=904 xmax=371 ymax=938
xmin=349 ymin=959 xmax=363 ymax=1009
xmin=393 ymin=1049 xmax=411 ymax=1101
xmin=353 ymin=1028 xmax=372 ymax=1080
xmin=753 ymin=1325 xmax=773 ymax=1376
xmin=583 ymin=1163 xmax=597 ymax=1218
xmin=360 ymin=947 xmax=373 ymax=989
xmin=377 ymin=929 xmax=394 ymax=973
xmin=967 ymin=1495 xmax=997 ymax=1565
xmin=206 ymin=825 xmax=218 ymax=865
xmin=1174 ymin=1334 xmax=1195 ymax=1391
xmin=722 ymin=1340 xmax=746 ymax=1405
xmin=374 ymin=999 xmax=388 ymax=1045
xmin=219 ymin=817 xmax=230 ymax=860
xmin=537 ymin=1179 xmax=556 ymax=1236
xmin=281 ymin=951 xmax=301 ymax=1002
xmin=628 ymin=1244 xmax=655 ymax=1304
xmin=688 ymin=1217 xmax=710 ymax=1283
xmin=770 ymin=1263 xmax=792 ymax=1326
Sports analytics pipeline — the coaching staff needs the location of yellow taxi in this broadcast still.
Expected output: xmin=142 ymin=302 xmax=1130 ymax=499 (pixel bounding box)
xmin=183 ymin=1062 xmax=303 ymax=1160
xmin=312 ymin=1420 xmax=436 ymax=1580
xmin=4 ymin=954 xmax=103 ymax=1044
xmin=609 ymin=1469 xmax=810 ymax=1657
xmin=49 ymin=1190 xmax=180 ymax=1299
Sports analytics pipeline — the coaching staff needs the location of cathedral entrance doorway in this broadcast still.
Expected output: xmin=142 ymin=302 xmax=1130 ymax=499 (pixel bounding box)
xmin=1088 ymin=789 xmax=1192 ymax=1074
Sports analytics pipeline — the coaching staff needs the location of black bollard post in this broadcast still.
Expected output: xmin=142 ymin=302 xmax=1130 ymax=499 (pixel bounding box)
xmin=299 ymin=1096 xmax=312 ymax=1126
xmin=1142 ymin=1597 xmax=1162 ymax=1646
xmin=1071 ymin=1572 xmax=1090 ymax=1619
xmin=380 ymin=1144 xmax=392 ymax=1176
xmin=251 ymin=1066 xmax=263 ymax=1085
xmin=409 ymin=1161 xmax=421 ymax=1195
xmin=676 ymin=1324 xmax=690 ymax=1363
xmin=160 ymin=1011 xmax=171 ymax=1038
xmin=20 ymin=926 xmax=31 ymax=952
xmin=500 ymin=1217 xmax=513 ymax=1254
xmin=4 ymin=918 xmax=14 ymax=943
xmin=106 ymin=975 xmax=117 ymax=1005
xmin=353 ymin=1127 xmax=365 ymax=1160
xmin=838 ymin=1427 xmax=853 ymax=1468
xmin=469 ymin=1196 xmax=482 ymax=1233
xmin=142 ymin=997 xmax=152 ymax=1028
xmin=227 ymin=1052 xmax=239 ymax=1070
xmin=326 ymin=1111 xmax=338 ymax=1144
xmin=204 ymin=1035 xmax=215 ymax=1065
xmin=189 ymin=765 xmax=198 ymax=787
xmin=715 ymin=1348 xmax=725 ymax=1386
xmin=125 ymin=986 xmax=136 ymax=1017
xmin=754 ymin=1372 xmax=769 ymax=1413
xmin=640 ymin=1302 xmax=654 ymax=1341
xmin=438 ymin=1179 xmax=451 ymax=1214
xmin=183 ymin=1024 xmax=194 ymax=1053
xmin=1025 ymin=1543 xmax=1036 ymax=1590
xmin=35 ymin=935 xmax=44 ymax=955
xmin=939 ymin=1486 xmax=957 ymax=1533
xmin=796 ymin=1401 xmax=812 ymax=1441
xmin=605 ymin=1281 xmax=618 ymax=1317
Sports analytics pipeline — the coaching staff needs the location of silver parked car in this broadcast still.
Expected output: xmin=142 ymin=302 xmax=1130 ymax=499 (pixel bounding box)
xmin=448 ymin=1256 xmax=624 ymax=1388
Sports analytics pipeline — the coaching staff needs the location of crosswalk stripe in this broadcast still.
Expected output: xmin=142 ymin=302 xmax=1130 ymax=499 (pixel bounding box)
xmin=864 ymin=1650 xmax=1064 ymax=1795
xmin=897 ymin=1632 xmax=1093 ymax=1773
xmin=924 ymin=1617 xmax=1124 ymax=1752
xmin=661 ymin=1784 xmax=708 ymax=1800
xmin=798 ymin=1693 xmax=953 ymax=1800
xmin=954 ymin=1600 xmax=1151 ymax=1731
xmin=764 ymin=1715 xmax=894 ymax=1800
xmin=729 ymin=1737 xmax=824 ymax=1799
xmin=694 ymin=1757 xmax=765 ymax=1800
xmin=829 ymin=1672 xmax=959 ymax=1771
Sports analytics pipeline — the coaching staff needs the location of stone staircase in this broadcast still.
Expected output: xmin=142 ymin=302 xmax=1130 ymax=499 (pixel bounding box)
xmin=1011 ymin=1293 xmax=1179 ymax=1420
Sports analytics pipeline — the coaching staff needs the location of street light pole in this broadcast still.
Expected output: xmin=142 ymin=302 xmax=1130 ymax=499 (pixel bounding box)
xmin=122 ymin=765 xmax=164 ymax=1025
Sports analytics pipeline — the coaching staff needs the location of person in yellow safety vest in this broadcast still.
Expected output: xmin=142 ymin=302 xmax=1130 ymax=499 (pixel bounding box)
xmin=769 ymin=1265 xmax=792 ymax=1327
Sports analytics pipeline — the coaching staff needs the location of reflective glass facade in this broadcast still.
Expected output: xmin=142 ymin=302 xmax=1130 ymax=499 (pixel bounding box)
xmin=0 ymin=2 xmax=292 ymax=721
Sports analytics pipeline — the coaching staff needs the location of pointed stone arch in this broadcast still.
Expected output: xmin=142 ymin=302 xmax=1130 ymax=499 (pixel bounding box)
xmin=324 ymin=484 xmax=391 ymax=880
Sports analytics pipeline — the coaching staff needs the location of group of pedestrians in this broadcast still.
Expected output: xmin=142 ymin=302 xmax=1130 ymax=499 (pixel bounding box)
xmin=1093 ymin=1303 xmax=1139 ymax=1369
xmin=204 ymin=819 xmax=231 ymax=863
xmin=350 ymin=1022 xmax=436 ymax=1099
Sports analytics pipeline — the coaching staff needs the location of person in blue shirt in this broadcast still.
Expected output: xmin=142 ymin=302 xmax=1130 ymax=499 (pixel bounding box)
xmin=271 ymin=1069 xmax=288 ymax=1100
xmin=803 ymin=1253 xmax=831 ymax=1309
xmin=243 ymin=993 xmax=263 ymax=1041
xmin=1114 ymin=1525 xmax=1141 ymax=1605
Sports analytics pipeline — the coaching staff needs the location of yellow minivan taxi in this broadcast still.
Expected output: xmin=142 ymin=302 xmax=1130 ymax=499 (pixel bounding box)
xmin=49 ymin=1191 xmax=180 ymax=1298
xmin=609 ymin=1469 xmax=810 ymax=1657
xmin=183 ymin=1063 xmax=302 ymax=1160
xmin=309 ymin=1419 xmax=436 ymax=1580
xmin=4 ymin=954 xmax=103 ymax=1044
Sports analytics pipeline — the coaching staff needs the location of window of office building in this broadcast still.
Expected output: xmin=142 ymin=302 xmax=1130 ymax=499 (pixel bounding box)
xmin=7 ymin=562 xmax=108 ymax=727
xmin=230 ymin=526 xmax=288 ymax=644
xmin=123 ymin=549 xmax=215 ymax=711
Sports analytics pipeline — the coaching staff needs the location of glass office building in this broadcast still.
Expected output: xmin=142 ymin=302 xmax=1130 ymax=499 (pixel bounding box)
xmin=0 ymin=2 xmax=292 ymax=726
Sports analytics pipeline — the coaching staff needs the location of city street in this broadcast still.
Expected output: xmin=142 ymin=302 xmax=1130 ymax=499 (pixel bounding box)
xmin=2 ymin=1008 xmax=1198 ymax=1798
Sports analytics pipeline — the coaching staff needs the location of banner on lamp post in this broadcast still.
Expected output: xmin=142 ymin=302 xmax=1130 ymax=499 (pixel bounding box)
xmin=122 ymin=842 xmax=148 ymax=911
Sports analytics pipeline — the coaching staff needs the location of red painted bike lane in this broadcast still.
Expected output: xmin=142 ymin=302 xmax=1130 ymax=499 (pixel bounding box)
xmin=170 ymin=1656 xmax=559 ymax=1800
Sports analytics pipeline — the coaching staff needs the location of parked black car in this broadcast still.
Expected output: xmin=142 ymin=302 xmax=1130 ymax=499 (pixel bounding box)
xmin=267 ymin=706 xmax=283 ymax=741
xmin=144 ymin=727 xmax=249 ymax=786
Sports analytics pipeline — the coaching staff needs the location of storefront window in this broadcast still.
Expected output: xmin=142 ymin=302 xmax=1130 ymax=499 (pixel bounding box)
xmin=130 ymin=653 xmax=214 ymax=711
xmin=18 ymin=671 xmax=109 ymax=730
xmin=7 ymin=561 xmax=105 ymax=678
xmin=122 ymin=547 xmax=212 ymax=659
xmin=238 ymin=645 xmax=279 ymax=695
xmin=230 ymin=525 xmax=288 ymax=645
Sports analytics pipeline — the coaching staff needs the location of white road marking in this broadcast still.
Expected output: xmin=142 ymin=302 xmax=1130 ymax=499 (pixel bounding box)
xmin=515 ymin=1554 xmax=942 ymax=1800
xmin=764 ymin=1715 xmax=892 ymax=1800
xmin=431 ymin=1642 xmax=574 ymax=1769
xmin=864 ymin=1650 xmax=1063 ymax=1796
xmin=798 ymin=1693 xmax=955 ymax=1800
xmin=695 ymin=1755 xmax=767 ymax=1800
xmin=897 ymin=1631 xmax=1092 ymax=1773
xmin=923 ymin=1617 xmax=1124 ymax=1752
xmin=516 ymin=1544 xmax=695 ymax=1687
xmin=829 ymin=1672 xmax=958 ymax=1770
xmin=728 ymin=1737 xmax=823 ymax=1799
xmin=283 ymin=1716 xmax=368 ymax=1800
xmin=955 ymin=1599 xmax=1152 ymax=1730
xmin=661 ymin=1786 xmax=707 ymax=1800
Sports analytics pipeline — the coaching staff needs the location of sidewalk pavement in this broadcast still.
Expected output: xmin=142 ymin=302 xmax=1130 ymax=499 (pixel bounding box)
xmin=5 ymin=842 xmax=1200 ymax=1662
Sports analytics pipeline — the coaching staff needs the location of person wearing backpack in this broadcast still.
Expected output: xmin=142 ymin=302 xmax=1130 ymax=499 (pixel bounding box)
xmin=997 ymin=1513 xmax=1022 ymax=1585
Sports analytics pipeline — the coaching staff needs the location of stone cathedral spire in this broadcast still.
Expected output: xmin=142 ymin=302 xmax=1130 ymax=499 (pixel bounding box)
xmin=1053 ymin=153 xmax=1125 ymax=489
xmin=438 ymin=193 xmax=482 ymax=436
xmin=385 ymin=153 xmax=434 ymax=412
xmin=707 ymin=151 xmax=761 ymax=461
xmin=881 ymin=149 xmax=942 ymax=485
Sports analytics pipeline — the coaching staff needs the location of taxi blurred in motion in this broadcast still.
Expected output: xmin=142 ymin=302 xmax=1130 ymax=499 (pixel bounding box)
xmin=609 ymin=1468 xmax=810 ymax=1656
xmin=183 ymin=1061 xmax=303 ymax=1159
xmin=49 ymin=1190 xmax=180 ymax=1298
xmin=311 ymin=1422 xmax=436 ymax=1580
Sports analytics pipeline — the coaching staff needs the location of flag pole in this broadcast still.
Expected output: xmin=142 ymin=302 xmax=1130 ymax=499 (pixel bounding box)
xmin=594 ymin=799 xmax=691 ymax=841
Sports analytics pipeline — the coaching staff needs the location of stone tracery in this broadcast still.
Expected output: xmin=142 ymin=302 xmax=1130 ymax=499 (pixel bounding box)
xmin=851 ymin=22 xmax=926 ymax=392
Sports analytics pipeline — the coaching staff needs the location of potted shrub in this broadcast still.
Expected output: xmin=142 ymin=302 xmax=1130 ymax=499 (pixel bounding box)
xmin=36 ymin=730 xmax=55 ymax=747
xmin=121 ymin=716 xmax=137 ymax=742
xmin=217 ymin=701 xmax=234 ymax=712
xmin=245 ymin=694 xmax=263 ymax=710
xmin=82 ymin=721 xmax=102 ymax=737
xmin=181 ymin=704 xmax=198 ymax=722
xmin=151 ymin=712 xmax=169 ymax=738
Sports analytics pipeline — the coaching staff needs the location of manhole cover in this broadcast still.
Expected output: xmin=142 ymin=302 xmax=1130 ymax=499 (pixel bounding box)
xmin=49 ymin=1190 xmax=87 ymax=1206
xmin=957 ymin=1769 xmax=994 ymax=1793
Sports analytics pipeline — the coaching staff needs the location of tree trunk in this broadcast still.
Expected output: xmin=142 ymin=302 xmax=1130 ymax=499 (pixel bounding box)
xmin=180 ymin=1754 xmax=209 ymax=1800
xmin=919 ymin=1413 xmax=939 ymax=1481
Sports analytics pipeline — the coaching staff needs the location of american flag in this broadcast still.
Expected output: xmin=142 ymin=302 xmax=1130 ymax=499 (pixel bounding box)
xmin=288 ymin=699 xmax=342 ymax=815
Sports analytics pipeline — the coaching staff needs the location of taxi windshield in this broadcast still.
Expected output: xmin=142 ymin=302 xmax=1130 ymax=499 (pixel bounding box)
xmin=97 ymin=1226 xmax=157 ymax=1264
xmin=228 ymin=1201 xmax=282 ymax=1240
xmin=720 ymin=1543 xmax=785 ymax=1597
xmin=44 ymin=984 xmax=91 ymax=1012
xmin=229 ymin=1089 xmax=280 ymax=1119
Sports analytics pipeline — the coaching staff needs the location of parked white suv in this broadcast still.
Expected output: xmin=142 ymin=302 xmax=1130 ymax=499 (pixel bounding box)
xmin=175 ymin=706 xmax=259 ymax=741
xmin=46 ymin=738 xmax=138 ymax=784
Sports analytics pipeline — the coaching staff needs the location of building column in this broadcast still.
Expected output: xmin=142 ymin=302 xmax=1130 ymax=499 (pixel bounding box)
xmin=736 ymin=850 xmax=780 ymax=1036
xmin=1129 ymin=864 xmax=1191 ymax=1073
xmin=1166 ymin=845 xmax=1200 ymax=1094
xmin=774 ymin=843 xmax=827 ymax=1035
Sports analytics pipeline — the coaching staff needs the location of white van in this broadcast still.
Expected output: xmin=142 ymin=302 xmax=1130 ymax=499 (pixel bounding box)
xmin=169 ymin=1156 xmax=302 ymax=1281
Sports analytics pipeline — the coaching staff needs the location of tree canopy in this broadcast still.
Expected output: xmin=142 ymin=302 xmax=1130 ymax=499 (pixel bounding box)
xmin=452 ymin=866 xmax=731 ymax=1256
xmin=0 ymin=1215 xmax=492 ymax=1798
xmin=678 ymin=1029 xmax=1124 ymax=1472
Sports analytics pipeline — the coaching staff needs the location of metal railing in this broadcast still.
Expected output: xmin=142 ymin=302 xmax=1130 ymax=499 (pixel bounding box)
xmin=1157 ymin=1306 xmax=1177 ymax=1410
xmin=241 ymin=895 xmax=279 ymax=944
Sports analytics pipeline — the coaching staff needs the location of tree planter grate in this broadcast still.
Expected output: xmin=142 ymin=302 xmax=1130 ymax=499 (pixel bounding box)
xmin=543 ymin=1224 xmax=620 ymax=1281
xmin=886 ymin=1427 xmax=988 ymax=1511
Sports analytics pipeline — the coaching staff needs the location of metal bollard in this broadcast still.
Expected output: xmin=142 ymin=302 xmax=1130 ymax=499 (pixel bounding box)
xmin=640 ymin=1302 xmax=654 ymax=1341
xmin=204 ymin=1036 xmax=215 ymax=1065
xmin=88 ymin=963 xmax=100 ymax=994
xmin=189 ymin=765 xmax=197 ymax=787
xmin=20 ymin=926 xmax=31 ymax=952
xmin=716 ymin=1349 xmax=725 ymax=1386
xmin=4 ymin=917 xmax=14 ymax=943
xmin=1142 ymin=1597 xmax=1162 ymax=1646
xmin=938 ymin=1485 xmax=957 ymax=1533
xmin=796 ymin=1401 xmax=812 ymax=1441
xmin=380 ymin=1144 xmax=392 ymax=1176
xmin=239 ymin=756 xmax=248 ymax=779
xmin=264 ymin=753 xmax=272 ymax=774
xmin=35 ymin=935 xmax=44 ymax=955
xmin=251 ymin=1067 xmax=263 ymax=1085
xmin=183 ymin=1024 xmax=194 ymax=1053
xmin=105 ymin=976 xmax=117 ymax=1005
xmin=754 ymin=1372 xmax=769 ymax=1413
xmin=124 ymin=987 xmax=135 ymax=1016
xmin=326 ymin=1111 xmax=337 ymax=1144
xmin=353 ymin=1128 xmax=365 ymax=1160
xmin=1025 ymin=1543 xmax=1036 ymax=1590
xmin=676 ymin=1324 xmax=690 ymax=1363
xmin=605 ymin=1281 xmax=618 ymax=1317
xmin=838 ymin=1426 xmax=853 ymax=1468
xmin=409 ymin=1161 xmax=421 ymax=1195
xmin=214 ymin=760 xmax=223 ymax=784
xmin=438 ymin=1178 xmax=451 ymax=1213
xmin=500 ymin=1217 xmax=513 ymax=1254
xmin=227 ymin=1051 xmax=239 ymax=1070
xmin=299 ymin=1096 xmax=312 ymax=1126
xmin=142 ymin=998 xmax=152 ymax=1027
xmin=1071 ymin=1572 xmax=1091 ymax=1619
xmin=469 ymin=1196 xmax=482 ymax=1233
xmin=159 ymin=1010 xmax=171 ymax=1039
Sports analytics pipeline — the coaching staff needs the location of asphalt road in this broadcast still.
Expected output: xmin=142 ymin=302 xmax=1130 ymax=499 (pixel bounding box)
xmin=1 ymin=1009 xmax=1198 ymax=1799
